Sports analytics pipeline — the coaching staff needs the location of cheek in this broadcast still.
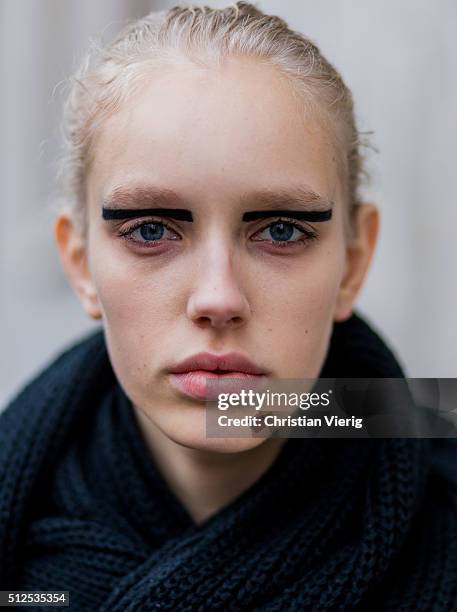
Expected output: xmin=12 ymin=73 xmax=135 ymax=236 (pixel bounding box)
xmin=87 ymin=239 xmax=187 ymax=375
xmin=253 ymin=246 xmax=345 ymax=376
xmin=95 ymin=262 xmax=176 ymax=326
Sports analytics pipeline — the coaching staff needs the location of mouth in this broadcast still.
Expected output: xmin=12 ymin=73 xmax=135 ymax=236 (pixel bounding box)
xmin=168 ymin=352 xmax=268 ymax=401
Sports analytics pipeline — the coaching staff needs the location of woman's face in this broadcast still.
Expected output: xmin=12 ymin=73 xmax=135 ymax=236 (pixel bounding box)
xmin=79 ymin=58 xmax=351 ymax=452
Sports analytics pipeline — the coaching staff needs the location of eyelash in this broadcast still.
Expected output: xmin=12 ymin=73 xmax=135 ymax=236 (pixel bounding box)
xmin=117 ymin=217 xmax=319 ymax=250
xmin=252 ymin=218 xmax=318 ymax=249
xmin=118 ymin=219 xmax=180 ymax=247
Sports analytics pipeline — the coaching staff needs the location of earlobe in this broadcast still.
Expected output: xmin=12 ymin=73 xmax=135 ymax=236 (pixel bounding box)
xmin=334 ymin=203 xmax=380 ymax=322
xmin=54 ymin=212 xmax=102 ymax=320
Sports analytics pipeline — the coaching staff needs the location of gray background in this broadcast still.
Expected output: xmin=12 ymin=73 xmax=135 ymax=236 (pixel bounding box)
xmin=1 ymin=0 xmax=456 ymax=408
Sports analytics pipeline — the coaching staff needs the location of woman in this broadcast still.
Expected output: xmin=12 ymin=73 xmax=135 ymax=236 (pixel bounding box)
xmin=1 ymin=3 xmax=455 ymax=610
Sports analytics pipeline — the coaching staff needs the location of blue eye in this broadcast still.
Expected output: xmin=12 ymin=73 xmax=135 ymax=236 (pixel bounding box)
xmin=250 ymin=219 xmax=318 ymax=250
xmin=122 ymin=221 xmax=180 ymax=244
xmin=267 ymin=222 xmax=295 ymax=241
xmin=137 ymin=223 xmax=165 ymax=241
xmin=257 ymin=221 xmax=307 ymax=242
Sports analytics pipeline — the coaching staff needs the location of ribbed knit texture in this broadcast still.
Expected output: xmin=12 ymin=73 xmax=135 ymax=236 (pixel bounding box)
xmin=0 ymin=312 xmax=456 ymax=611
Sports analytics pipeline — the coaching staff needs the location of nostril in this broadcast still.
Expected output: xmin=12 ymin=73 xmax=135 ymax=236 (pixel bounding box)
xmin=195 ymin=316 xmax=213 ymax=327
xmin=195 ymin=315 xmax=244 ymax=327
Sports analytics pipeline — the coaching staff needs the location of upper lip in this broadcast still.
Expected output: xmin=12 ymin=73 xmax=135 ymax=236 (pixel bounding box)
xmin=169 ymin=352 xmax=267 ymax=375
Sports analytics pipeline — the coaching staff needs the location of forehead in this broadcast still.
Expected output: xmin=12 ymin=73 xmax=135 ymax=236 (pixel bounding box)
xmin=87 ymin=57 xmax=342 ymax=210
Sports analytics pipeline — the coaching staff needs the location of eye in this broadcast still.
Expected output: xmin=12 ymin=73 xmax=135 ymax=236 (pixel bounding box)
xmin=119 ymin=220 xmax=180 ymax=246
xmin=251 ymin=220 xmax=317 ymax=247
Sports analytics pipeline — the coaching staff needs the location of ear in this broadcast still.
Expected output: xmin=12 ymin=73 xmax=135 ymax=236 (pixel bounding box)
xmin=334 ymin=203 xmax=380 ymax=322
xmin=54 ymin=211 xmax=102 ymax=320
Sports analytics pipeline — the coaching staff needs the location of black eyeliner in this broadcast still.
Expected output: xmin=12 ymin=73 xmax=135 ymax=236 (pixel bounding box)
xmin=102 ymin=207 xmax=193 ymax=221
xmin=242 ymin=209 xmax=332 ymax=222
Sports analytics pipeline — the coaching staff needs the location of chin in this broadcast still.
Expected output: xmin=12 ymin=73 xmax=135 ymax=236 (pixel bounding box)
xmin=135 ymin=400 xmax=273 ymax=455
xmin=163 ymin=412 xmax=269 ymax=453
xmin=172 ymin=431 xmax=269 ymax=454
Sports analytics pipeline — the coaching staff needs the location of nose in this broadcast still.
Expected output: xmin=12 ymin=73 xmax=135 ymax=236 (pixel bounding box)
xmin=186 ymin=245 xmax=251 ymax=330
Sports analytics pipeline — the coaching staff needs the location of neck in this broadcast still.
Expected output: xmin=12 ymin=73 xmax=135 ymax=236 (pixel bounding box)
xmin=133 ymin=406 xmax=286 ymax=524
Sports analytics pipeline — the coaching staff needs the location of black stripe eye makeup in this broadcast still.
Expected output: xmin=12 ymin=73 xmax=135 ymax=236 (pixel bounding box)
xmin=242 ymin=209 xmax=332 ymax=222
xmin=101 ymin=207 xmax=333 ymax=223
xmin=102 ymin=208 xmax=193 ymax=222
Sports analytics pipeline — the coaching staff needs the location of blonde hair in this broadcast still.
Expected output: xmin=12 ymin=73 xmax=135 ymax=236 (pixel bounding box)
xmin=59 ymin=2 xmax=368 ymax=237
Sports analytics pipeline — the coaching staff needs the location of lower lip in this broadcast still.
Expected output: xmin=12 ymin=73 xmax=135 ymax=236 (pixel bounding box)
xmin=169 ymin=370 xmax=267 ymax=401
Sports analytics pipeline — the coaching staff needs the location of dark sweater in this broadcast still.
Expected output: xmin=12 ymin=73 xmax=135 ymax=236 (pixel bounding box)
xmin=0 ymin=313 xmax=456 ymax=611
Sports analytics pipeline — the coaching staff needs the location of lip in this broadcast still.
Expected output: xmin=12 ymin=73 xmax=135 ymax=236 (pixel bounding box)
xmin=168 ymin=352 xmax=268 ymax=401
xmin=170 ymin=352 xmax=267 ymax=376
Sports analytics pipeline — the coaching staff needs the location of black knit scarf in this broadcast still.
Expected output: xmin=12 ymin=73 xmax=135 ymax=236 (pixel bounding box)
xmin=1 ymin=313 xmax=456 ymax=611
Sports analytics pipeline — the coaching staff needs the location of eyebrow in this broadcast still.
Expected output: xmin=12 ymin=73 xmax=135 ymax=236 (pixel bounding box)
xmin=102 ymin=186 xmax=193 ymax=221
xmin=101 ymin=185 xmax=334 ymax=223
